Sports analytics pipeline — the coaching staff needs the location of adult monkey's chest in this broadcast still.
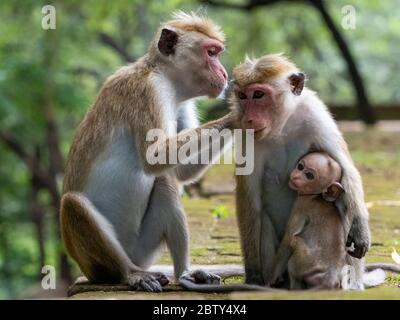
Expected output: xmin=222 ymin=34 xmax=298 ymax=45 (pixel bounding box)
xmin=260 ymin=137 xmax=311 ymax=240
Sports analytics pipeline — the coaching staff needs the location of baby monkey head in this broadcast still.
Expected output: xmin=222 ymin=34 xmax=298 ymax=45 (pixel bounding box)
xmin=289 ymin=152 xmax=344 ymax=202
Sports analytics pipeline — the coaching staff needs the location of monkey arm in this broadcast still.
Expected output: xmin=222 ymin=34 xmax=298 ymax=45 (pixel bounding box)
xmin=172 ymin=103 xmax=233 ymax=182
xmin=339 ymin=157 xmax=370 ymax=259
xmin=174 ymin=164 xmax=211 ymax=183
xmin=317 ymin=136 xmax=370 ymax=259
xmin=173 ymin=133 xmax=233 ymax=183
xmin=136 ymin=112 xmax=236 ymax=176
xmin=270 ymin=240 xmax=293 ymax=286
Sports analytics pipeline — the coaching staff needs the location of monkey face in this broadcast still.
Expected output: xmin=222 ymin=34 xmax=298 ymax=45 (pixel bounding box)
xmin=233 ymin=83 xmax=278 ymax=140
xmin=158 ymin=29 xmax=228 ymax=99
xmin=231 ymin=55 xmax=306 ymax=141
xmin=289 ymin=153 xmax=344 ymax=200
xmin=176 ymin=36 xmax=228 ymax=98
xmin=289 ymin=160 xmax=321 ymax=194
xmin=289 ymin=153 xmax=334 ymax=195
xmin=200 ymin=38 xmax=228 ymax=97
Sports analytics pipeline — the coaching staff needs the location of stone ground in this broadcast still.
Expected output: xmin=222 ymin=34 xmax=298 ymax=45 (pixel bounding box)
xmin=70 ymin=123 xmax=400 ymax=299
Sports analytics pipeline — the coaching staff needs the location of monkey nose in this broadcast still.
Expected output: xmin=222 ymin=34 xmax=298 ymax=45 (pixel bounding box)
xmin=291 ymin=175 xmax=300 ymax=182
xmin=220 ymin=68 xmax=228 ymax=81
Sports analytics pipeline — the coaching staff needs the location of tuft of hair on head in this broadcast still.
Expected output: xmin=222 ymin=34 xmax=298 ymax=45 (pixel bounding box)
xmin=233 ymin=53 xmax=298 ymax=87
xmin=244 ymin=54 xmax=256 ymax=64
xmin=165 ymin=10 xmax=225 ymax=43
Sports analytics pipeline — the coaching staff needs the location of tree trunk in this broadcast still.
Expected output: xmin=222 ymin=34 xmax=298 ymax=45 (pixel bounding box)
xmin=0 ymin=226 xmax=16 ymax=297
xmin=29 ymin=173 xmax=46 ymax=276
xmin=309 ymin=0 xmax=376 ymax=124
xmin=42 ymin=7 xmax=72 ymax=284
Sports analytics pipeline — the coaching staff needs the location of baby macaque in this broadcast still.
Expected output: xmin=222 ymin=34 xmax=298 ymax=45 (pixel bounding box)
xmin=271 ymin=152 xmax=347 ymax=290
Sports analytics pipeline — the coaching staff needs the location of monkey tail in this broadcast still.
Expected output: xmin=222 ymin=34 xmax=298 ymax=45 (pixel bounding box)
xmin=179 ymin=278 xmax=283 ymax=293
xmin=362 ymin=263 xmax=400 ymax=288
xmin=362 ymin=269 xmax=386 ymax=288
xmin=365 ymin=263 xmax=400 ymax=273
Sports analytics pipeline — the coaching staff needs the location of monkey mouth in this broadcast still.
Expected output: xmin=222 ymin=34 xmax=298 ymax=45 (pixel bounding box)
xmin=254 ymin=127 xmax=268 ymax=140
xmin=288 ymin=180 xmax=298 ymax=190
xmin=208 ymin=81 xmax=225 ymax=97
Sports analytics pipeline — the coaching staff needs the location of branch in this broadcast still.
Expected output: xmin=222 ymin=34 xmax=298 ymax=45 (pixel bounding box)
xmin=71 ymin=67 xmax=102 ymax=79
xmin=29 ymin=159 xmax=46 ymax=273
xmin=201 ymin=0 xmax=252 ymax=9
xmin=98 ymin=32 xmax=136 ymax=62
xmin=309 ymin=0 xmax=375 ymax=124
xmin=201 ymin=0 xmax=293 ymax=10
xmin=0 ymin=130 xmax=53 ymax=191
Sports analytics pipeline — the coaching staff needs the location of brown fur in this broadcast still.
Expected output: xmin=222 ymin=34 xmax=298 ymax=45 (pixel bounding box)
xmin=235 ymin=175 xmax=263 ymax=284
xmin=61 ymin=12 xmax=233 ymax=292
xmin=64 ymin=13 xmax=228 ymax=192
xmin=271 ymin=153 xmax=346 ymax=289
xmin=63 ymin=58 xmax=156 ymax=192
xmin=233 ymin=54 xmax=297 ymax=87
xmin=60 ymin=192 xmax=132 ymax=282
xmin=166 ymin=11 xmax=225 ymax=43
xmin=272 ymin=195 xmax=346 ymax=289
xmin=230 ymin=54 xmax=370 ymax=290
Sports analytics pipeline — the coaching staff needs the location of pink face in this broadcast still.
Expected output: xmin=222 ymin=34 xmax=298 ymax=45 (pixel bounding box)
xmin=234 ymin=83 xmax=276 ymax=140
xmin=289 ymin=160 xmax=321 ymax=195
xmin=201 ymin=39 xmax=228 ymax=97
xmin=289 ymin=153 xmax=342 ymax=196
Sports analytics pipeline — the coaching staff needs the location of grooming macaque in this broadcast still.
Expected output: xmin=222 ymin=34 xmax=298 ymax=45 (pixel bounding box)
xmin=270 ymin=152 xmax=347 ymax=289
xmin=232 ymin=54 xmax=370 ymax=289
xmin=60 ymin=12 xmax=237 ymax=292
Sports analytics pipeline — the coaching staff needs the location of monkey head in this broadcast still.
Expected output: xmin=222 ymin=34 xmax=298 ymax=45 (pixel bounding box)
xmin=153 ymin=12 xmax=228 ymax=99
xmin=231 ymin=54 xmax=305 ymax=140
xmin=289 ymin=152 xmax=345 ymax=202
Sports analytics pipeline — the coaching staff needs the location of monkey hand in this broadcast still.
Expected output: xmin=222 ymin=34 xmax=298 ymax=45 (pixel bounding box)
xmin=126 ymin=271 xmax=169 ymax=292
xmin=179 ymin=269 xmax=221 ymax=285
xmin=221 ymin=110 xmax=240 ymax=129
xmin=346 ymin=216 xmax=371 ymax=259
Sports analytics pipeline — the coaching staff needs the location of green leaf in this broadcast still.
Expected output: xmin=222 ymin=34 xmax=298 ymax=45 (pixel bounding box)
xmin=212 ymin=205 xmax=230 ymax=219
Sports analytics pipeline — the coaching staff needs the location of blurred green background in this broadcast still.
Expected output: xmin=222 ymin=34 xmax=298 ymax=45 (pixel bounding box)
xmin=0 ymin=0 xmax=399 ymax=299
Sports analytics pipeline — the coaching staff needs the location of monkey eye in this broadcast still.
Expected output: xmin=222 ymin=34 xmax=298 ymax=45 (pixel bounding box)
xmin=253 ymin=90 xmax=265 ymax=99
xmin=238 ymin=92 xmax=247 ymax=100
xmin=305 ymin=171 xmax=315 ymax=180
xmin=297 ymin=163 xmax=304 ymax=171
xmin=207 ymin=47 xmax=218 ymax=57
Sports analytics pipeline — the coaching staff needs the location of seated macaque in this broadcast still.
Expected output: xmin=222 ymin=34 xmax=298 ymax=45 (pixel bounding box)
xmin=271 ymin=152 xmax=347 ymax=290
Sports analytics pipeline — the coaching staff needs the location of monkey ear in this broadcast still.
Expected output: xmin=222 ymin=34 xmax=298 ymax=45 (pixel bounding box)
xmin=289 ymin=72 xmax=305 ymax=96
xmin=158 ymin=28 xmax=178 ymax=56
xmin=322 ymin=182 xmax=345 ymax=202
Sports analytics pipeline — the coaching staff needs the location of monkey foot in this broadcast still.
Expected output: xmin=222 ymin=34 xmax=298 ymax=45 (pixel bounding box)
xmin=126 ymin=271 xmax=169 ymax=292
xmin=180 ymin=269 xmax=221 ymax=285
